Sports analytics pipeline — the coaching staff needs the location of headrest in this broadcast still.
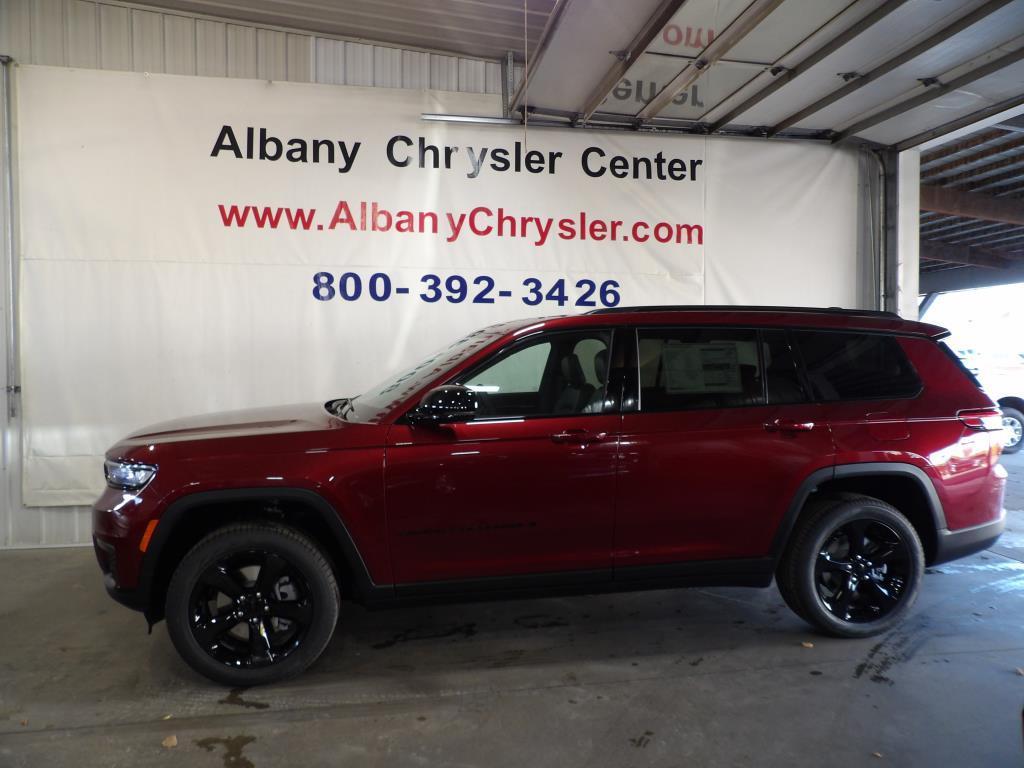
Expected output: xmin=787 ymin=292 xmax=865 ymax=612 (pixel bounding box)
xmin=561 ymin=354 xmax=586 ymax=387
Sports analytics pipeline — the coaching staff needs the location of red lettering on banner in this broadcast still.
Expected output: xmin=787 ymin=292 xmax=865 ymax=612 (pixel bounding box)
xmin=469 ymin=206 xmax=492 ymax=236
xmin=371 ymin=202 xmax=392 ymax=232
xmin=328 ymin=201 xmax=356 ymax=230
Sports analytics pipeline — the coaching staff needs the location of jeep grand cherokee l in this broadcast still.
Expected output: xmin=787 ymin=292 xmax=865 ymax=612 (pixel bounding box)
xmin=93 ymin=306 xmax=1007 ymax=685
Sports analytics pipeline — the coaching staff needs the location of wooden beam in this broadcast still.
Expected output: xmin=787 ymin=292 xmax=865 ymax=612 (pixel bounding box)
xmin=921 ymin=240 xmax=1014 ymax=269
xmin=920 ymin=185 xmax=1024 ymax=226
xmin=921 ymin=262 xmax=1024 ymax=293
xmin=920 ymin=128 xmax=1011 ymax=169
xmin=922 ymin=134 xmax=1024 ymax=181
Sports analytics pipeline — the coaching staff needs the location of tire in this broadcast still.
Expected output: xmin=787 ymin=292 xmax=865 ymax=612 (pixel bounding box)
xmin=165 ymin=523 xmax=340 ymax=686
xmin=777 ymin=495 xmax=924 ymax=638
xmin=1001 ymin=407 xmax=1024 ymax=454
xmin=776 ymin=495 xmax=844 ymax=621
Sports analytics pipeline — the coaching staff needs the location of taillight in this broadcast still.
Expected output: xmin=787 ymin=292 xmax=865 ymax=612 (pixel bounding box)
xmin=957 ymin=407 xmax=1003 ymax=431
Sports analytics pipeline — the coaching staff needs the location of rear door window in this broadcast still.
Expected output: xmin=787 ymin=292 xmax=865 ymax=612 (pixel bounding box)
xmin=792 ymin=331 xmax=921 ymax=401
xmin=637 ymin=328 xmax=764 ymax=412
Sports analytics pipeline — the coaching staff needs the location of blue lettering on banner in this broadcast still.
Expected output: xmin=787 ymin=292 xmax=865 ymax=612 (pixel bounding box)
xmin=311 ymin=272 xmax=621 ymax=308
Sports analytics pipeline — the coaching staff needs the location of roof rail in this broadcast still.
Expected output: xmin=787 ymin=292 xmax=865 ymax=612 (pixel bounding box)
xmin=587 ymin=305 xmax=902 ymax=319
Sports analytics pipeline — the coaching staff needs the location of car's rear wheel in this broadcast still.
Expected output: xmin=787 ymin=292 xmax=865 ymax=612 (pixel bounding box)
xmin=165 ymin=523 xmax=339 ymax=686
xmin=777 ymin=495 xmax=924 ymax=638
xmin=1001 ymin=407 xmax=1023 ymax=454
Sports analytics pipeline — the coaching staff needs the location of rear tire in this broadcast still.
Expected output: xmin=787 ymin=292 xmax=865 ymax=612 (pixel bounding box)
xmin=777 ymin=495 xmax=924 ymax=638
xmin=165 ymin=523 xmax=340 ymax=686
xmin=1001 ymin=407 xmax=1023 ymax=454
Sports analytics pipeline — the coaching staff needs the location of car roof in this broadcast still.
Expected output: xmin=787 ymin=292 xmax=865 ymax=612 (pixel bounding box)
xmin=503 ymin=306 xmax=948 ymax=339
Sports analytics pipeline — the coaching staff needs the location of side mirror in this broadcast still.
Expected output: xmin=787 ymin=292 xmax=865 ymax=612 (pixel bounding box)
xmin=408 ymin=385 xmax=479 ymax=425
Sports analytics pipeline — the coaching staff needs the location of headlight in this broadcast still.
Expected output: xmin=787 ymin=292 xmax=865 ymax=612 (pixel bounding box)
xmin=104 ymin=459 xmax=156 ymax=490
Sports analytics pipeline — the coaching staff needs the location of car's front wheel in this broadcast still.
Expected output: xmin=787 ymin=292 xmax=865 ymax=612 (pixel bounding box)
xmin=165 ymin=523 xmax=340 ymax=686
xmin=777 ymin=495 xmax=924 ymax=638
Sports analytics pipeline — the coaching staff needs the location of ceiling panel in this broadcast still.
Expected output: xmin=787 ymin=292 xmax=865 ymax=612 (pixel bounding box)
xmin=138 ymin=0 xmax=557 ymax=60
xmin=645 ymin=0 xmax=755 ymax=57
xmin=656 ymin=59 xmax=766 ymax=120
xmin=592 ymin=53 xmax=687 ymax=116
xmin=857 ymin=56 xmax=1024 ymax=145
xmin=520 ymin=0 xmax=666 ymax=113
xmin=695 ymin=0 xmax=891 ymax=125
xmin=142 ymin=0 xmax=1024 ymax=151
xmin=727 ymin=0 xmax=992 ymax=127
xmin=722 ymin=0 xmax=853 ymax=64
xmin=789 ymin=7 xmax=1024 ymax=129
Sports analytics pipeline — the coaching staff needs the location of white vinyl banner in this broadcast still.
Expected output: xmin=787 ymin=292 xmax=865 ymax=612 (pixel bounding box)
xmin=15 ymin=66 xmax=861 ymax=505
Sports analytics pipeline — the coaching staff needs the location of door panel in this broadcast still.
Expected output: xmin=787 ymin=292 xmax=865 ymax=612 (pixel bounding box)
xmin=386 ymin=415 xmax=620 ymax=583
xmin=614 ymin=327 xmax=835 ymax=567
xmin=616 ymin=403 xmax=833 ymax=565
xmin=385 ymin=328 xmax=621 ymax=584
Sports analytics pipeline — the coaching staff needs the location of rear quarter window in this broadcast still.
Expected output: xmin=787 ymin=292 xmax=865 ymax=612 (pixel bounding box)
xmin=938 ymin=341 xmax=983 ymax=388
xmin=792 ymin=331 xmax=921 ymax=401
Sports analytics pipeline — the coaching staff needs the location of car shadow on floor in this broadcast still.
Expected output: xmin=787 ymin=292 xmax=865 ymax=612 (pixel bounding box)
xmin=295 ymin=583 xmax=817 ymax=685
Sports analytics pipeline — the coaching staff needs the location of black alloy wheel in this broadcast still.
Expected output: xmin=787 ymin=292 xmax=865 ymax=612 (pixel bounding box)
xmin=166 ymin=523 xmax=339 ymax=685
xmin=777 ymin=494 xmax=924 ymax=638
xmin=814 ymin=519 xmax=911 ymax=623
xmin=188 ymin=550 xmax=314 ymax=668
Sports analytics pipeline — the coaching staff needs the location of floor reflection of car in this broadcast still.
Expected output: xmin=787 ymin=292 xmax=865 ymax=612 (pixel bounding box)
xmin=93 ymin=307 xmax=1008 ymax=686
xmin=953 ymin=349 xmax=1024 ymax=454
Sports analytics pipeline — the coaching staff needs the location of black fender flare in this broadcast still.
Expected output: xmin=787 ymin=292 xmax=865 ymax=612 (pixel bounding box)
xmin=138 ymin=487 xmax=393 ymax=621
xmin=768 ymin=462 xmax=947 ymax=564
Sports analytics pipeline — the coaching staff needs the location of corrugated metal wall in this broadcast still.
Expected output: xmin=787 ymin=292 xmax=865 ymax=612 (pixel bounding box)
xmin=0 ymin=0 xmax=511 ymax=546
xmin=0 ymin=0 xmax=506 ymax=93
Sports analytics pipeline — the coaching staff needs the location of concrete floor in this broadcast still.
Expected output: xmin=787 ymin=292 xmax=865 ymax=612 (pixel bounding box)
xmin=2 ymin=455 xmax=1024 ymax=768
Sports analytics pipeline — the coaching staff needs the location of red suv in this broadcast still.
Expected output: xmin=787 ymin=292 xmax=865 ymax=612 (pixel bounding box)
xmin=93 ymin=306 xmax=1007 ymax=685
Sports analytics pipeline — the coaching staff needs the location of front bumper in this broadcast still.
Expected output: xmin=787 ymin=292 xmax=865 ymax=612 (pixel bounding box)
xmin=932 ymin=511 xmax=1006 ymax=565
xmin=93 ymin=534 xmax=147 ymax=612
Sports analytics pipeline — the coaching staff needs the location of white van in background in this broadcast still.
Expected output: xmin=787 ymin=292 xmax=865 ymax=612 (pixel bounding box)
xmin=956 ymin=349 xmax=1024 ymax=454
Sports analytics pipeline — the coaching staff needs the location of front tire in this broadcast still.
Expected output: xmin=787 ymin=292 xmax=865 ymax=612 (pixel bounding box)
xmin=777 ymin=495 xmax=924 ymax=638
xmin=165 ymin=523 xmax=340 ymax=686
xmin=1001 ymin=407 xmax=1023 ymax=454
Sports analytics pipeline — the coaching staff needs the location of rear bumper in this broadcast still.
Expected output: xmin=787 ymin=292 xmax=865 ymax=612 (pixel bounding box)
xmin=932 ymin=511 xmax=1006 ymax=566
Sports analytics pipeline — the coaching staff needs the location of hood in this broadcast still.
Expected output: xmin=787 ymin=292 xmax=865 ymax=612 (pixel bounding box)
xmin=123 ymin=402 xmax=340 ymax=445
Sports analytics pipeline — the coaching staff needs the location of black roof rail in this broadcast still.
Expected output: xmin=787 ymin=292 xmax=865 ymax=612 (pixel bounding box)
xmin=586 ymin=305 xmax=902 ymax=319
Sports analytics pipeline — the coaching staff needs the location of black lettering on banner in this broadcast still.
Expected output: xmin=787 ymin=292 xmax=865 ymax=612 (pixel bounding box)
xmin=260 ymin=128 xmax=282 ymax=161
xmin=211 ymin=125 xmax=242 ymax=158
xmin=286 ymin=139 xmax=307 ymax=163
xmin=336 ymin=141 xmax=361 ymax=173
xmin=581 ymin=147 xmax=605 ymax=178
xmin=490 ymin=147 xmax=510 ymax=172
xmin=387 ymin=135 xmax=413 ymax=167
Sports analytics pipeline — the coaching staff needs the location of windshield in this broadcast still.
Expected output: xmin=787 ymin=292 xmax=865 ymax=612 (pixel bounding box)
xmin=345 ymin=321 xmax=525 ymax=421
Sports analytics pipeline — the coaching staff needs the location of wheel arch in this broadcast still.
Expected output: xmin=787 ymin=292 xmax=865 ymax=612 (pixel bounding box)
xmin=772 ymin=463 xmax=946 ymax=566
xmin=997 ymin=396 xmax=1024 ymax=414
xmin=138 ymin=488 xmax=389 ymax=625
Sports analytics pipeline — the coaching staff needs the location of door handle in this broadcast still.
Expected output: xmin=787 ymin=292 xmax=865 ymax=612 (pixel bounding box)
xmin=551 ymin=429 xmax=607 ymax=444
xmin=764 ymin=418 xmax=815 ymax=433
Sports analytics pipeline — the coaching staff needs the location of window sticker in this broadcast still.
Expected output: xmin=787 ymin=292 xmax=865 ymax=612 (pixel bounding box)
xmin=661 ymin=342 xmax=742 ymax=394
